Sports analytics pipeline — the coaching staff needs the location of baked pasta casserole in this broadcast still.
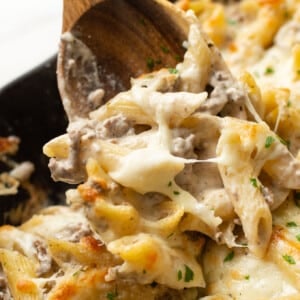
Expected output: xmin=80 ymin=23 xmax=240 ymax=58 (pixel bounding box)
xmin=2 ymin=0 xmax=300 ymax=299
xmin=0 ymin=136 xmax=45 ymax=225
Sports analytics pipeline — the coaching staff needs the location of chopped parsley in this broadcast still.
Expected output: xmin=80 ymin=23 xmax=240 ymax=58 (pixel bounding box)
xmin=250 ymin=178 xmax=258 ymax=188
xmin=72 ymin=267 xmax=85 ymax=277
xmin=106 ymin=291 xmax=118 ymax=300
xmin=175 ymin=54 xmax=181 ymax=62
xmin=282 ymin=254 xmax=296 ymax=265
xmin=265 ymin=136 xmax=275 ymax=148
xmin=173 ymin=190 xmax=180 ymax=195
xmin=177 ymin=265 xmax=194 ymax=282
xmin=168 ymin=68 xmax=179 ymax=74
xmin=161 ymin=45 xmax=170 ymax=54
xmin=168 ymin=181 xmax=172 ymax=187
xmin=296 ymin=234 xmax=300 ymax=242
xmin=184 ymin=265 xmax=194 ymax=282
xmin=297 ymin=69 xmax=300 ymax=75
xmin=264 ymin=66 xmax=274 ymax=75
xmin=224 ymin=251 xmax=235 ymax=262
xmin=72 ymin=270 xmax=81 ymax=277
xmin=286 ymin=221 xmax=297 ymax=227
xmin=146 ymin=58 xmax=155 ymax=71
xmin=245 ymin=275 xmax=250 ymax=280
xmin=146 ymin=58 xmax=162 ymax=71
xmin=177 ymin=270 xmax=183 ymax=281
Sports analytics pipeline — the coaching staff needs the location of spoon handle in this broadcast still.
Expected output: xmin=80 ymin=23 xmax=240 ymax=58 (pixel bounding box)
xmin=63 ymin=0 xmax=101 ymax=31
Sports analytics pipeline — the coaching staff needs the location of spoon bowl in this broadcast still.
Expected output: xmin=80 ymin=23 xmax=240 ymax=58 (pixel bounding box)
xmin=58 ymin=0 xmax=189 ymax=119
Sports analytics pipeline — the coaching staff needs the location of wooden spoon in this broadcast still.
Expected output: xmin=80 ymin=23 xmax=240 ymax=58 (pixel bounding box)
xmin=57 ymin=0 xmax=189 ymax=120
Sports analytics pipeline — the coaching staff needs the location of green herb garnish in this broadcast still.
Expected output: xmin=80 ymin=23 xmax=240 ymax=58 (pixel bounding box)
xmin=296 ymin=234 xmax=300 ymax=241
xmin=177 ymin=270 xmax=183 ymax=281
xmin=265 ymin=136 xmax=275 ymax=148
xmin=224 ymin=251 xmax=235 ymax=262
xmin=161 ymin=45 xmax=170 ymax=54
xmin=72 ymin=270 xmax=81 ymax=277
xmin=286 ymin=221 xmax=297 ymax=227
xmin=184 ymin=265 xmax=194 ymax=282
xmin=146 ymin=58 xmax=155 ymax=71
xmin=106 ymin=292 xmax=118 ymax=300
xmin=175 ymin=54 xmax=181 ymax=62
xmin=265 ymin=66 xmax=274 ymax=75
xmin=250 ymin=178 xmax=258 ymax=188
xmin=245 ymin=275 xmax=250 ymax=280
xmin=283 ymin=254 xmax=296 ymax=265
xmin=173 ymin=191 xmax=180 ymax=195
xmin=168 ymin=68 xmax=179 ymax=74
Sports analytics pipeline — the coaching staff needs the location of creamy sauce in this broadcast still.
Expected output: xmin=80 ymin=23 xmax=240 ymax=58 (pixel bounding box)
xmin=203 ymin=242 xmax=298 ymax=299
xmin=36 ymin=1 xmax=300 ymax=298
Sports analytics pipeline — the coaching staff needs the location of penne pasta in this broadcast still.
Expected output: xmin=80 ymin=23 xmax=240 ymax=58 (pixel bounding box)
xmin=3 ymin=0 xmax=300 ymax=299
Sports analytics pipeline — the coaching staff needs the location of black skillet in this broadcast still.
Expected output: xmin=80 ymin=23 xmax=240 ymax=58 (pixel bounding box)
xmin=0 ymin=56 xmax=70 ymax=225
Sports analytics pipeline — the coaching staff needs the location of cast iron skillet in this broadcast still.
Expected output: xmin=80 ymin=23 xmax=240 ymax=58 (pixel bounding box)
xmin=0 ymin=56 xmax=70 ymax=224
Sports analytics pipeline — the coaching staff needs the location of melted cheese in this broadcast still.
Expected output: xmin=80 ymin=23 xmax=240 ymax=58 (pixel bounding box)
xmin=3 ymin=1 xmax=300 ymax=299
xmin=203 ymin=242 xmax=298 ymax=299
